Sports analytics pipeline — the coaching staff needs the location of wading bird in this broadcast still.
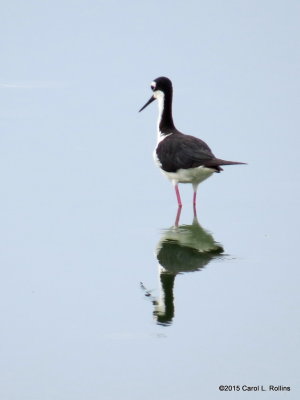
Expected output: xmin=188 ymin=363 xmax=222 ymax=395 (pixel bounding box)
xmin=139 ymin=76 xmax=245 ymax=209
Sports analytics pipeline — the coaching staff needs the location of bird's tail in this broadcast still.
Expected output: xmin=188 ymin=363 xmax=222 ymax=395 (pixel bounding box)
xmin=204 ymin=158 xmax=246 ymax=172
xmin=213 ymin=159 xmax=246 ymax=166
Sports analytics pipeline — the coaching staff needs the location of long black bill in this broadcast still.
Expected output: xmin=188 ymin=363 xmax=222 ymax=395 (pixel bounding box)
xmin=139 ymin=95 xmax=155 ymax=112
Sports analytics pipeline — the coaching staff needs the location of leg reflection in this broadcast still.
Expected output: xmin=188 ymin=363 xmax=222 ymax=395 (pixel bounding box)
xmin=149 ymin=212 xmax=224 ymax=326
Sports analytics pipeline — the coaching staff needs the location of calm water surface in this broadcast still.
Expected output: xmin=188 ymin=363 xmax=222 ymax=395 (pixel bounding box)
xmin=0 ymin=130 xmax=298 ymax=399
xmin=1 ymin=1 xmax=300 ymax=398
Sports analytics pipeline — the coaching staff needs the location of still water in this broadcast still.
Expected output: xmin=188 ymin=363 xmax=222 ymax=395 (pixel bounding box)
xmin=2 ymin=0 xmax=300 ymax=396
xmin=0 ymin=83 xmax=299 ymax=399
xmin=142 ymin=208 xmax=224 ymax=326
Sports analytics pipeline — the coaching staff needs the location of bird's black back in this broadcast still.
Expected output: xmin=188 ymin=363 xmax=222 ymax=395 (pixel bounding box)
xmin=156 ymin=131 xmax=223 ymax=172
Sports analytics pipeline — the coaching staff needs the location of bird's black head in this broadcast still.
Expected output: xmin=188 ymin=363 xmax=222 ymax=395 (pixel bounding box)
xmin=150 ymin=76 xmax=173 ymax=94
xmin=139 ymin=76 xmax=173 ymax=112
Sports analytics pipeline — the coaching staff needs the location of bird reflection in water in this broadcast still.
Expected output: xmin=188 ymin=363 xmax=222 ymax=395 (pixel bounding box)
xmin=142 ymin=207 xmax=224 ymax=326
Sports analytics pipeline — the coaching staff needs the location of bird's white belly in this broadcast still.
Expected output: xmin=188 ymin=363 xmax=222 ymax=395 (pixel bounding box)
xmin=153 ymin=148 xmax=214 ymax=184
xmin=163 ymin=166 xmax=214 ymax=184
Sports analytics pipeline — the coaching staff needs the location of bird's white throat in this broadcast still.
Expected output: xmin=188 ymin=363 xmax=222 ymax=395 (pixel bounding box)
xmin=154 ymin=90 xmax=166 ymax=143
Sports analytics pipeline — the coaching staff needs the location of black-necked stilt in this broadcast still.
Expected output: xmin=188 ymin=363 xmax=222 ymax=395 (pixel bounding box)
xmin=140 ymin=214 xmax=223 ymax=326
xmin=139 ymin=76 xmax=245 ymax=208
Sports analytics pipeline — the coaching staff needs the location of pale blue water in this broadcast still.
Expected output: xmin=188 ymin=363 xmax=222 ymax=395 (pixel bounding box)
xmin=1 ymin=1 xmax=299 ymax=399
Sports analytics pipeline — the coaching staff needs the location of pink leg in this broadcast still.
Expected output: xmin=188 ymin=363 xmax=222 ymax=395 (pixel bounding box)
xmin=174 ymin=206 xmax=182 ymax=227
xmin=193 ymin=201 xmax=197 ymax=219
xmin=193 ymin=186 xmax=198 ymax=218
xmin=193 ymin=191 xmax=197 ymax=206
xmin=174 ymin=184 xmax=182 ymax=207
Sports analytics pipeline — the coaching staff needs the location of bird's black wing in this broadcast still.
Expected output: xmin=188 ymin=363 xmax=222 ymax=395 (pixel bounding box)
xmin=156 ymin=133 xmax=218 ymax=173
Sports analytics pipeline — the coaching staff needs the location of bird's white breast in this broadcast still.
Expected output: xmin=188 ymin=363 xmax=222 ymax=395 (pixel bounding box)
xmin=166 ymin=166 xmax=214 ymax=184
xmin=158 ymin=163 xmax=214 ymax=185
